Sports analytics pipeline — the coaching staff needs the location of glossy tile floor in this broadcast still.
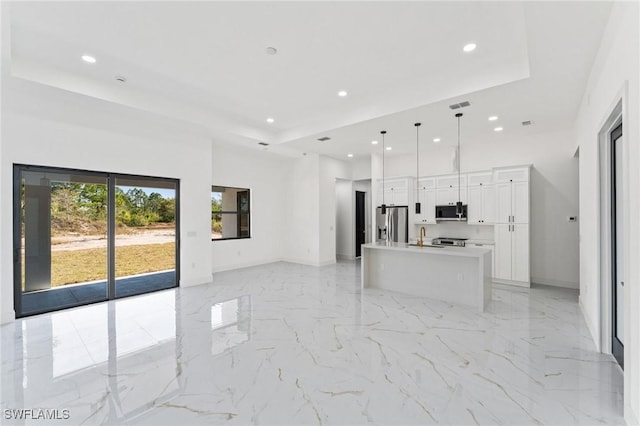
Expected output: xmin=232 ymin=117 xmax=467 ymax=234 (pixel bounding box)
xmin=1 ymin=261 xmax=624 ymax=425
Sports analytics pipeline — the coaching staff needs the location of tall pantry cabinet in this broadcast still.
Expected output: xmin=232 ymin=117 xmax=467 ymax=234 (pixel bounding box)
xmin=493 ymin=166 xmax=530 ymax=286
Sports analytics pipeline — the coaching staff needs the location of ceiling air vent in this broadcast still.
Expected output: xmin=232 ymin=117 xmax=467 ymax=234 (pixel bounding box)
xmin=521 ymin=120 xmax=533 ymax=126
xmin=449 ymin=101 xmax=471 ymax=110
xmin=317 ymin=136 xmax=331 ymax=142
xmin=258 ymin=142 xmax=269 ymax=146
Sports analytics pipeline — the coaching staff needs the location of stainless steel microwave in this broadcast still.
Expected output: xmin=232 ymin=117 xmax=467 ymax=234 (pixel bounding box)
xmin=435 ymin=204 xmax=468 ymax=222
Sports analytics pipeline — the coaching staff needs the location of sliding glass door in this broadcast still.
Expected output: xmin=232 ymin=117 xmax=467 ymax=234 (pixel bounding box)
xmin=114 ymin=177 xmax=178 ymax=298
xmin=14 ymin=165 xmax=179 ymax=317
xmin=15 ymin=168 xmax=109 ymax=316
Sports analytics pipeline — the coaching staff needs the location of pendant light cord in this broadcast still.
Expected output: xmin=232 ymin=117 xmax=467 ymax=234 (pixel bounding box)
xmin=381 ymin=130 xmax=386 ymax=205
xmin=457 ymin=114 xmax=462 ymax=203
xmin=415 ymin=123 xmax=421 ymax=202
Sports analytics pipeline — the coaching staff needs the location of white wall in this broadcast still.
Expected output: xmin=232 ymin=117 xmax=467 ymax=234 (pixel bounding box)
xmin=335 ymin=179 xmax=353 ymax=258
xmin=0 ymin=79 xmax=214 ymax=324
xmin=380 ymin=129 xmax=580 ymax=289
xmin=319 ymin=156 xmax=352 ymax=265
xmin=351 ymin=157 xmax=371 ymax=181
xmin=211 ymin=142 xmax=287 ymax=272
xmin=574 ymin=2 xmax=639 ymax=423
xmin=282 ymin=154 xmax=321 ymax=265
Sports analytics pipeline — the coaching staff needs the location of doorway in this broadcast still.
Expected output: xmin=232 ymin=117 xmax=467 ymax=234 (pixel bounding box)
xmin=610 ymin=123 xmax=624 ymax=369
xmin=13 ymin=165 xmax=180 ymax=317
xmin=355 ymin=191 xmax=366 ymax=257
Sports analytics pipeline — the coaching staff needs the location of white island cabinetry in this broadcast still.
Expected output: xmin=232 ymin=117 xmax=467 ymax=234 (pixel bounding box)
xmin=361 ymin=242 xmax=492 ymax=312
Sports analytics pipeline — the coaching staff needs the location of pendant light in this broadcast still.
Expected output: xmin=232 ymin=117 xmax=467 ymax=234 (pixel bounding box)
xmin=380 ymin=130 xmax=387 ymax=215
xmin=455 ymin=113 xmax=463 ymax=217
xmin=414 ymin=122 xmax=421 ymax=214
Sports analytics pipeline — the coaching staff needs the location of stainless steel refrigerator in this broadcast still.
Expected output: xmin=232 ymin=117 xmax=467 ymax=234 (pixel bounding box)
xmin=376 ymin=206 xmax=409 ymax=243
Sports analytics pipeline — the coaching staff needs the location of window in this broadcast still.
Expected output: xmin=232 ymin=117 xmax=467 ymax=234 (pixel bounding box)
xmin=211 ymin=186 xmax=250 ymax=240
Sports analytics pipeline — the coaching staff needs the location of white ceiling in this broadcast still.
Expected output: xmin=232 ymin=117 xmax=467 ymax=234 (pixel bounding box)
xmin=7 ymin=1 xmax=612 ymax=158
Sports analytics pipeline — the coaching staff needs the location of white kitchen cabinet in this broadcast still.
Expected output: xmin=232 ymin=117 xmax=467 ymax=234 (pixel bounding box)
xmin=467 ymin=171 xmax=493 ymax=186
xmin=494 ymin=166 xmax=529 ymax=183
xmin=512 ymin=224 xmax=530 ymax=282
xmin=494 ymin=224 xmax=512 ymax=281
xmin=377 ymin=178 xmax=410 ymax=206
xmin=415 ymin=188 xmax=436 ymax=224
xmin=494 ymin=224 xmax=529 ymax=284
xmin=436 ymin=186 xmax=467 ymax=206
xmin=467 ymin=184 xmax=495 ymax=224
xmin=495 ymin=180 xmax=529 ymax=223
xmin=414 ymin=178 xmax=436 ymax=223
xmin=437 ymin=174 xmax=467 ymax=188
xmin=494 ymin=166 xmax=530 ymax=286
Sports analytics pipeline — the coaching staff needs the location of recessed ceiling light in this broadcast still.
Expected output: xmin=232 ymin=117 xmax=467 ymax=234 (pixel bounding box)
xmin=347 ymin=154 xmax=354 ymax=158
xmin=371 ymin=140 xmax=378 ymax=145
xmin=463 ymin=43 xmax=477 ymax=53
xmin=433 ymin=138 xmax=441 ymax=143
xmin=82 ymin=55 xmax=96 ymax=63
xmin=338 ymin=90 xmax=348 ymax=97
xmin=494 ymin=127 xmax=504 ymax=132
xmin=488 ymin=116 xmax=498 ymax=121
xmin=265 ymin=47 xmax=278 ymax=55
xmin=266 ymin=117 xmax=275 ymax=124
xmin=386 ymin=147 xmax=392 ymax=151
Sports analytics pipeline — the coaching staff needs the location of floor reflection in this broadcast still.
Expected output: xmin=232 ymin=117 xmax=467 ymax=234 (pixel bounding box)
xmin=211 ymin=296 xmax=252 ymax=355
xmin=3 ymin=289 xmax=252 ymax=424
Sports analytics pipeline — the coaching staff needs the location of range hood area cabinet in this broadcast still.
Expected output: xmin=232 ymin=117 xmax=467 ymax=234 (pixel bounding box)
xmin=377 ymin=178 xmax=410 ymax=206
xmin=467 ymin=171 xmax=496 ymax=225
xmin=493 ymin=166 xmax=531 ymax=286
xmin=435 ymin=174 xmax=468 ymax=206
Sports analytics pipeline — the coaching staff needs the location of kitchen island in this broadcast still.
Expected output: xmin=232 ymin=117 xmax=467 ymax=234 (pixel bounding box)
xmin=361 ymin=242 xmax=492 ymax=311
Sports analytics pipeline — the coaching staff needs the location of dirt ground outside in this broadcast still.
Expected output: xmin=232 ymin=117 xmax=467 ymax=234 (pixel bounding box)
xmin=50 ymin=228 xmax=176 ymax=251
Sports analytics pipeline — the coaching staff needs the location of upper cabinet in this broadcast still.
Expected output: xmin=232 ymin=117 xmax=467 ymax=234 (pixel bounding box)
xmin=377 ymin=178 xmax=410 ymax=206
xmin=436 ymin=186 xmax=468 ymax=206
xmin=466 ymin=170 xmax=495 ymax=224
xmin=494 ymin=166 xmax=529 ymax=183
xmin=467 ymin=171 xmax=493 ymax=186
xmin=415 ymin=177 xmax=437 ymax=224
xmin=467 ymin=184 xmax=495 ymax=224
xmin=436 ymin=174 xmax=467 ymax=189
xmin=436 ymin=174 xmax=467 ymax=206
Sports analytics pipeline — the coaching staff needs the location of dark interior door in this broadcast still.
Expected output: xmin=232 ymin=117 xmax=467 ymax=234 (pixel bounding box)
xmin=355 ymin=191 xmax=366 ymax=257
xmin=610 ymin=123 xmax=624 ymax=369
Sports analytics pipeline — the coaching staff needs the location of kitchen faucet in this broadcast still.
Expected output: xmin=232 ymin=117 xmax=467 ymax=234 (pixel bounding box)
xmin=418 ymin=226 xmax=426 ymax=247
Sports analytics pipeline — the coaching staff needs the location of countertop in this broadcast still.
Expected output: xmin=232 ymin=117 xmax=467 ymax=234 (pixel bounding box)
xmin=362 ymin=242 xmax=491 ymax=258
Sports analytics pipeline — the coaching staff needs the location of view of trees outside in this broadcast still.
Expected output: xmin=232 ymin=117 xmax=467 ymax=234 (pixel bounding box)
xmin=45 ymin=183 xmax=176 ymax=287
xmin=211 ymin=191 xmax=223 ymax=239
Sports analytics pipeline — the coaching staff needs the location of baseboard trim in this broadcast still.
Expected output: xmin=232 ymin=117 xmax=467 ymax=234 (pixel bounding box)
xmin=531 ymin=276 xmax=579 ymax=289
xmin=493 ymin=278 xmax=531 ymax=288
xmin=180 ymin=275 xmax=212 ymax=287
xmin=213 ymin=258 xmax=282 ymax=274
xmin=1 ymin=309 xmax=15 ymax=325
xmin=337 ymin=254 xmax=355 ymax=261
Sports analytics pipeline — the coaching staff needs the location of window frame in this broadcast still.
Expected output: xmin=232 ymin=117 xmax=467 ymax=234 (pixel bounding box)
xmin=211 ymin=185 xmax=251 ymax=241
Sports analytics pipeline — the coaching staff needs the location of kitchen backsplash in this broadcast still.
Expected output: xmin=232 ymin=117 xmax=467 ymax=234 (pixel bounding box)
xmin=412 ymin=223 xmax=495 ymax=241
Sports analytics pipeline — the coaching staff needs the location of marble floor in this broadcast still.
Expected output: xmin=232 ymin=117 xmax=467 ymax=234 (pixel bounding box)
xmin=0 ymin=261 xmax=624 ymax=425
